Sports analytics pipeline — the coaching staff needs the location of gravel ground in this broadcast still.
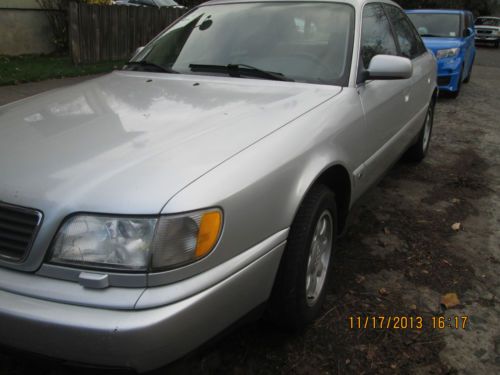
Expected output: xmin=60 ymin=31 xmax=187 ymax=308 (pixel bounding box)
xmin=1 ymin=46 xmax=499 ymax=375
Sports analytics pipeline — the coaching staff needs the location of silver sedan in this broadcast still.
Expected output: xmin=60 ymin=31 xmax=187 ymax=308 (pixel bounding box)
xmin=0 ymin=0 xmax=436 ymax=371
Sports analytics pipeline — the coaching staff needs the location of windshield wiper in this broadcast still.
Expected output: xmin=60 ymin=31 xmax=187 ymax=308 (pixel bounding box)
xmin=189 ymin=63 xmax=293 ymax=82
xmin=124 ymin=61 xmax=178 ymax=74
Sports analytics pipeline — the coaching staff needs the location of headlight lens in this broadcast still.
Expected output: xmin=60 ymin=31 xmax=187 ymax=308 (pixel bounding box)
xmin=50 ymin=215 xmax=157 ymax=271
xmin=49 ymin=209 xmax=223 ymax=272
xmin=151 ymin=209 xmax=222 ymax=270
xmin=436 ymin=48 xmax=460 ymax=59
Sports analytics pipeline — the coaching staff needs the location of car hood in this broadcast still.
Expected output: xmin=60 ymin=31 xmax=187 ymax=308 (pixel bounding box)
xmin=0 ymin=71 xmax=341 ymax=215
xmin=422 ymin=37 xmax=463 ymax=53
xmin=475 ymin=25 xmax=499 ymax=30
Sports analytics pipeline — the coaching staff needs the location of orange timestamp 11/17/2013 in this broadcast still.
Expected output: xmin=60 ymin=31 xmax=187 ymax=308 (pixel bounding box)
xmin=348 ymin=316 xmax=469 ymax=330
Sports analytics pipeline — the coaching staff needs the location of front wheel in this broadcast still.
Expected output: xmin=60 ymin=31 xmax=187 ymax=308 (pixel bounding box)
xmin=267 ymin=184 xmax=337 ymax=330
xmin=405 ymin=98 xmax=435 ymax=162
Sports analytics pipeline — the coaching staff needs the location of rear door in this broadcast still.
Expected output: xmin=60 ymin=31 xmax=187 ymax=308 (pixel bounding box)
xmin=356 ymin=2 xmax=413 ymax=191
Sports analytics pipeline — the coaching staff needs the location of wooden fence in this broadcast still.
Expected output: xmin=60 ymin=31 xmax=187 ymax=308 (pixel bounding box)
xmin=69 ymin=2 xmax=188 ymax=64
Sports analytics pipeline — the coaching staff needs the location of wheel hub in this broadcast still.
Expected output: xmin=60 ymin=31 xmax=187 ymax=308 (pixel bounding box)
xmin=306 ymin=210 xmax=333 ymax=306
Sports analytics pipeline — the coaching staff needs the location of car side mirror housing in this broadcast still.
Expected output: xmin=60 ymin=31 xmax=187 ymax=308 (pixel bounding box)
xmin=465 ymin=27 xmax=474 ymax=37
xmin=365 ymin=55 xmax=413 ymax=81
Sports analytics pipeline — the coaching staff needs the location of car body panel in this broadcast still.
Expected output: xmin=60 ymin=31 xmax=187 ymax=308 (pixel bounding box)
xmin=0 ymin=71 xmax=340 ymax=272
xmin=0 ymin=240 xmax=285 ymax=372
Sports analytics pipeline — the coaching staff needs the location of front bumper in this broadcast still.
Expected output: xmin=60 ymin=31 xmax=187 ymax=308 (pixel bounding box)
xmin=437 ymin=71 xmax=462 ymax=93
xmin=436 ymin=56 xmax=463 ymax=93
xmin=475 ymin=36 xmax=499 ymax=42
xmin=0 ymin=241 xmax=285 ymax=372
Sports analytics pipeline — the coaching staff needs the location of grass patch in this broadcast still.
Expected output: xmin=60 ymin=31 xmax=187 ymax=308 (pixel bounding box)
xmin=0 ymin=55 xmax=126 ymax=86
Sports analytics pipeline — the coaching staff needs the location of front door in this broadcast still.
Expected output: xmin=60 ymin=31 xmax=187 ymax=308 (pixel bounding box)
xmin=356 ymin=3 xmax=413 ymax=192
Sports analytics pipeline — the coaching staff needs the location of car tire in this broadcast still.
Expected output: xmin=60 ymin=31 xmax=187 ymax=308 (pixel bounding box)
xmin=267 ymin=184 xmax=337 ymax=331
xmin=405 ymin=98 xmax=435 ymax=162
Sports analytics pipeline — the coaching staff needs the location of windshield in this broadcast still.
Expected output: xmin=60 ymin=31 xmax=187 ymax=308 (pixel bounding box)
xmin=129 ymin=2 xmax=354 ymax=85
xmin=475 ymin=17 xmax=500 ymax=27
xmin=407 ymin=13 xmax=461 ymax=38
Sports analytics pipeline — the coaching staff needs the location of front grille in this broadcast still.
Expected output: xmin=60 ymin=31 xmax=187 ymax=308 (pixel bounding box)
xmin=477 ymin=30 xmax=493 ymax=34
xmin=0 ymin=202 xmax=42 ymax=262
xmin=438 ymin=76 xmax=451 ymax=86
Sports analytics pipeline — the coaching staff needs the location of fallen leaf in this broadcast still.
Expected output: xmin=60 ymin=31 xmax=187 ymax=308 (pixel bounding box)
xmin=345 ymin=359 xmax=351 ymax=365
xmin=410 ymin=304 xmax=417 ymax=310
xmin=390 ymin=364 xmax=397 ymax=369
xmin=383 ymin=227 xmax=391 ymax=235
xmin=451 ymin=222 xmax=461 ymax=231
xmin=355 ymin=274 xmax=366 ymax=284
xmin=442 ymin=259 xmax=452 ymax=266
xmin=452 ymin=198 xmax=461 ymax=203
xmin=379 ymin=288 xmax=389 ymax=296
xmin=422 ymin=270 xmax=429 ymax=274
xmin=441 ymin=293 xmax=460 ymax=309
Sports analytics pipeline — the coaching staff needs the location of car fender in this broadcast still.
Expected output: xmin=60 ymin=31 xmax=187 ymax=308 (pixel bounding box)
xmin=160 ymin=88 xmax=365 ymax=276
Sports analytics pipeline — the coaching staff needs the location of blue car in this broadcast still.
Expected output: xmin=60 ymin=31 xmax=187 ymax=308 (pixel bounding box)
xmin=406 ymin=9 xmax=476 ymax=98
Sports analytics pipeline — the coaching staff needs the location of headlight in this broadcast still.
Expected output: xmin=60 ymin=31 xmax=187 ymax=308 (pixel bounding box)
xmin=50 ymin=215 xmax=157 ymax=271
xmin=435 ymin=48 xmax=460 ymax=59
xmin=49 ymin=209 xmax=222 ymax=271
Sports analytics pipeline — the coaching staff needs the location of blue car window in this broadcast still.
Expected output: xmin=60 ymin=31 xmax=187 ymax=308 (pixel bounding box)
xmin=407 ymin=13 xmax=461 ymax=38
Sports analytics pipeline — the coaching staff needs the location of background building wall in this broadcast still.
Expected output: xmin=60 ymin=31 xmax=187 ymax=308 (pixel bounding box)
xmin=0 ymin=0 xmax=56 ymax=56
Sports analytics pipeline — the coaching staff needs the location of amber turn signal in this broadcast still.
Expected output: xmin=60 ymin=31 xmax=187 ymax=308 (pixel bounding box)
xmin=195 ymin=211 xmax=222 ymax=257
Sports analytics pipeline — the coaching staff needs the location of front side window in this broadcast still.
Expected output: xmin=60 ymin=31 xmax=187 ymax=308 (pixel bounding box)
xmin=360 ymin=3 xmax=398 ymax=69
xmin=128 ymin=2 xmax=355 ymax=85
xmin=407 ymin=13 xmax=461 ymax=38
xmin=384 ymin=5 xmax=426 ymax=59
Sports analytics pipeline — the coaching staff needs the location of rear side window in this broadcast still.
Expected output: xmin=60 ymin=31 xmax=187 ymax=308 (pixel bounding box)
xmin=360 ymin=3 xmax=398 ymax=69
xmin=383 ymin=5 xmax=426 ymax=59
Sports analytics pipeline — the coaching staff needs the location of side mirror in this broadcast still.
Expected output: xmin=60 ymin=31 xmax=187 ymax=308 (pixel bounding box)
xmin=365 ymin=55 xmax=413 ymax=80
xmin=131 ymin=46 xmax=145 ymax=59
xmin=465 ymin=27 xmax=474 ymax=37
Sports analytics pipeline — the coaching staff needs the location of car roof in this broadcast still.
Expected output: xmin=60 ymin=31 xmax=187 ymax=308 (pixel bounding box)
xmin=202 ymin=0 xmax=400 ymax=8
xmin=406 ymin=9 xmax=468 ymax=15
